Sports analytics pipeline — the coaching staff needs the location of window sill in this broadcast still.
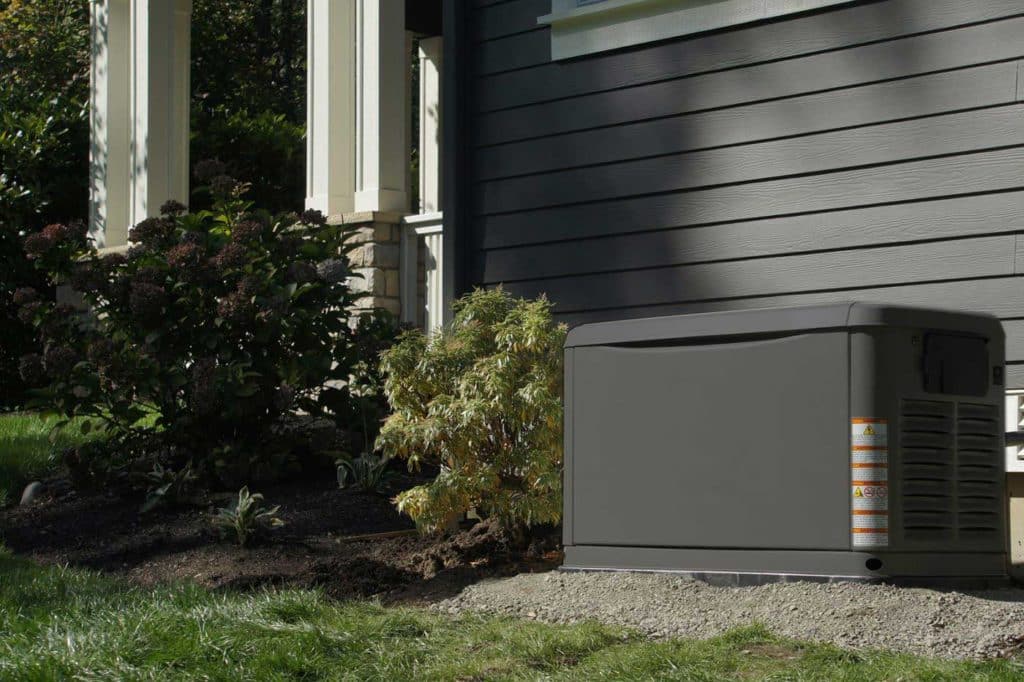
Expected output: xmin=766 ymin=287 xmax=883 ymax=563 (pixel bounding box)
xmin=538 ymin=0 xmax=858 ymax=61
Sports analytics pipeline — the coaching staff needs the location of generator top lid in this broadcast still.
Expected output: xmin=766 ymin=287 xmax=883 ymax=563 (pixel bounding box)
xmin=564 ymin=302 xmax=1003 ymax=348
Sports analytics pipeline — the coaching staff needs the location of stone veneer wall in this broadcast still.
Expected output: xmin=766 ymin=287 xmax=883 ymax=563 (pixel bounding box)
xmin=333 ymin=211 xmax=404 ymax=318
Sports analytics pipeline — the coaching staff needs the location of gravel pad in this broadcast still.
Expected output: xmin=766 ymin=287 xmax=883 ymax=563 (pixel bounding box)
xmin=434 ymin=571 xmax=1024 ymax=659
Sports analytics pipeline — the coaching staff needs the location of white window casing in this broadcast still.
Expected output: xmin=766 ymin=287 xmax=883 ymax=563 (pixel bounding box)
xmin=539 ymin=0 xmax=858 ymax=61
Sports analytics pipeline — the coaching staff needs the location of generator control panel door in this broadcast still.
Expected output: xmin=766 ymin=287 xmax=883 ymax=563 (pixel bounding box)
xmin=570 ymin=332 xmax=850 ymax=551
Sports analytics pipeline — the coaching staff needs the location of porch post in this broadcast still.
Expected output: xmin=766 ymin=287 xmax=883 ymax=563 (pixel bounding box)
xmin=354 ymin=0 xmax=408 ymax=213
xmin=89 ymin=0 xmax=131 ymax=249
xmin=305 ymin=0 xmax=407 ymax=217
xmin=129 ymin=0 xmax=192 ymax=229
xmin=305 ymin=0 xmax=356 ymax=216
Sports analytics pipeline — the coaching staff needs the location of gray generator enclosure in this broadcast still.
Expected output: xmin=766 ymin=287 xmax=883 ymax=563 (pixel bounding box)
xmin=562 ymin=303 xmax=1008 ymax=582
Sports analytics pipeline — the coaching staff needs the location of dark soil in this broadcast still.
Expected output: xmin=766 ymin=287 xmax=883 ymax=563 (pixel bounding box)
xmin=0 ymin=474 xmax=561 ymax=603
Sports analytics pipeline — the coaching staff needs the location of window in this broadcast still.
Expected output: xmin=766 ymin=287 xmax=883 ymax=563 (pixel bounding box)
xmin=539 ymin=0 xmax=857 ymax=60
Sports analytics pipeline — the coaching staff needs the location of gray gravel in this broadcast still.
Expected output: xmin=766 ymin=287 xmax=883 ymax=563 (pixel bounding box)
xmin=434 ymin=571 xmax=1024 ymax=659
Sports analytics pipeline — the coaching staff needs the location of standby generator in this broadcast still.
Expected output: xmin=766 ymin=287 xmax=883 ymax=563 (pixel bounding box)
xmin=562 ymin=303 xmax=1008 ymax=583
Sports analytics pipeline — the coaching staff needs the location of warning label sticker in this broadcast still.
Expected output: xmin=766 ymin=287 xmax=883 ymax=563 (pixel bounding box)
xmin=852 ymin=450 xmax=888 ymax=466
xmin=853 ymin=530 xmax=889 ymax=547
xmin=851 ymin=466 xmax=888 ymax=482
xmin=852 ymin=419 xmax=888 ymax=448
xmin=852 ymin=490 xmax=888 ymax=512
xmin=851 ymin=418 xmax=888 ymax=547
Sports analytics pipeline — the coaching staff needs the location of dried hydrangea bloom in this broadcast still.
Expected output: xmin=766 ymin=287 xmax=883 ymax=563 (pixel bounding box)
xmin=18 ymin=354 xmax=45 ymax=385
xmin=129 ymin=282 xmax=168 ymax=320
xmin=192 ymin=158 xmax=227 ymax=183
xmin=43 ymin=344 xmax=78 ymax=377
xmin=86 ymin=338 xmax=116 ymax=367
xmin=299 ymin=209 xmax=327 ymax=226
xmin=70 ymin=261 xmax=106 ymax=293
xmin=128 ymin=217 xmax=174 ymax=246
xmin=16 ymin=301 xmax=41 ymax=325
xmin=23 ymin=231 xmax=56 ymax=257
xmin=12 ymin=287 xmax=39 ymax=305
xmin=159 ymin=199 xmax=187 ymax=217
xmin=217 ymin=290 xmax=252 ymax=325
xmin=209 ymin=174 xmax=239 ymax=198
xmin=287 ymin=261 xmax=317 ymax=284
xmin=231 ymin=220 xmax=264 ymax=243
xmin=214 ymin=242 xmax=248 ymax=271
xmin=166 ymin=242 xmax=204 ymax=270
xmin=316 ymin=258 xmax=349 ymax=283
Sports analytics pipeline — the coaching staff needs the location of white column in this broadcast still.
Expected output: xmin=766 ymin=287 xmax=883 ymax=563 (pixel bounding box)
xmin=89 ymin=0 xmax=131 ymax=249
xmin=129 ymin=0 xmax=192 ymax=229
xmin=354 ymin=0 xmax=408 ymax=213
xmin=418 ymin=37 xmax=443 ymax=213
xmin=306 ymin=0 xmax=356 ymax=216
xmin=306 ymin=0 xmax=408 ymax=217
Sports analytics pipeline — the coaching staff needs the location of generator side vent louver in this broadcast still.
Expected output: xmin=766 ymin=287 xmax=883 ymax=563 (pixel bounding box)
xmin=900 ymin=399 xmax=955 ymax=542
xmin=900 ymin=399 xmax=1002 ymax=546
xmin=955 ymin=402 xmax=1002 ymax=542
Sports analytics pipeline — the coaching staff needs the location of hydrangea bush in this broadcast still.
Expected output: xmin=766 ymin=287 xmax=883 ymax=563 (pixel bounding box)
xmin=377 ymin=288 xmax=567 ymax=534
xmin=18 ymin=166 xmax=388 ymax=483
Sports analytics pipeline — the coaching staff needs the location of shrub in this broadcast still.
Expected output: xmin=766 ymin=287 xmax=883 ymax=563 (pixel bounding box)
xmin=377 ymin=288 xmax=567 ymax=534
xmin=211 ymin=486 xmax=283 ymax=546
xmin=18 ymin=174 xmax=375 ymax=485
xmin=0 ymin=0 xmax=89 ymax=410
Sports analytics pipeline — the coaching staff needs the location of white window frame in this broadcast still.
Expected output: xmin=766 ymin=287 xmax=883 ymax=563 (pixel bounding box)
xmin=539 ymin=0 xmax=858 ymax=61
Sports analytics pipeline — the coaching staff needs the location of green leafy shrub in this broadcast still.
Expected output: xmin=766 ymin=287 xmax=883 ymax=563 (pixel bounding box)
xmin=377 ymin=288 xmax=567 ymax=533
xmin=337 ymin=453 xmax=393 ymax=495
xmin=0 ymin=0 xmax=89 ymax=410
xmin=17 ymin=171 xmax=375 ymax=485
xmin=212 ymin=486 xmax=284 ymax=546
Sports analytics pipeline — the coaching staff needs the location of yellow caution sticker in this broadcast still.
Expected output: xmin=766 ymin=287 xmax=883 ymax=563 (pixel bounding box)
xmin=851 ymin=418 xmax=888 ymax=548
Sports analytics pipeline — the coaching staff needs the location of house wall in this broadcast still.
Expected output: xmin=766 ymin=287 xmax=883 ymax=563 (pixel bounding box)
xmin=457 ymin=0 xmax=1024 ymax=385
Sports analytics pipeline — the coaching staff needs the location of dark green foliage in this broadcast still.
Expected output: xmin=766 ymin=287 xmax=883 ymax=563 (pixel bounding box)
xmin=190 ymin=0 xmax=306 ymax=214
xmin=18 ymin=176 xmax=374 ymax=484
xmin=0 ymin=0 xmax=90 ymax=409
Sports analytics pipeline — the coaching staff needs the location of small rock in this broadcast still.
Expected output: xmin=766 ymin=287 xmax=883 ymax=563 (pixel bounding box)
xmin=20 ymin=481 xmax=43 ymax=505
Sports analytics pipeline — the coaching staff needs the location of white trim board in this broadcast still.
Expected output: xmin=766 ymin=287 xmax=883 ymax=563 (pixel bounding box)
xmin=539 ymin=0 xmax=859 ymax=61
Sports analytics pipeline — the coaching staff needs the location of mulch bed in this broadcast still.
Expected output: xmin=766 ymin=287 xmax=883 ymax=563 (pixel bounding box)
xmin=0 ymin=473 xmax=561 ymax=603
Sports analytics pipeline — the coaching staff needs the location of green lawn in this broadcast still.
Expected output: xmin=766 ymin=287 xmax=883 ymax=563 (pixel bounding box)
xmin=0 ymin=413 xmax=91 ymax=506
xmin=0 ymin=550 xmax=1020 ymax=680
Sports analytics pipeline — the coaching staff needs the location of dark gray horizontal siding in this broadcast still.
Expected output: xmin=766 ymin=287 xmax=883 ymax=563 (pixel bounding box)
xmin=477 ymin=147 xmax=1024 ymax=248
xmin=501 ymin=236 xmax=1018 ymax=312
xmin=476 ymin=17 xmax=1024 ymax=145
xmin=472 ymin=0 xmax=547 ymax=42
xmin=478 ymin=192 xmax=1024 ymax=282
xmin=461 ymin=1 xmax=1024 ymax=384
xmin=476 ymin=105 xmax=1024 ymax=214
xmin=476 ymin=0 xmax=1024 ymax=110
xmin=475 ymin=62 xmax=1019 ymax=180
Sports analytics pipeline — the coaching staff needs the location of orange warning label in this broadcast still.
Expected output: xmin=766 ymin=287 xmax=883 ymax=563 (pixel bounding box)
xmin=851 ymin=418 xmax=888 ymax=547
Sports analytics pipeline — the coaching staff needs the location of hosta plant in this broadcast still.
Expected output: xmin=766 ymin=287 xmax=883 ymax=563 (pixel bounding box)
xmin=211 ymin=486 xmax=283 ymax=546
xmin=377 ymin=288 xmax=567 ymax=534
xmin=336 ymin=452 xmax=393 ymax=494
xmin=138 ymin=462 xmax=198 ymax=513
